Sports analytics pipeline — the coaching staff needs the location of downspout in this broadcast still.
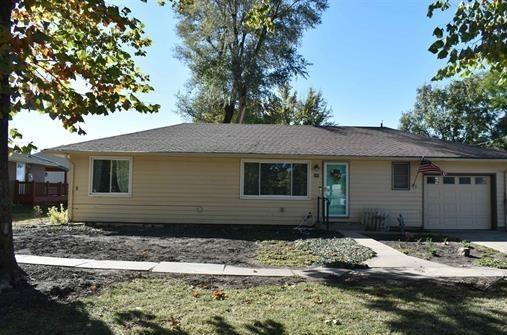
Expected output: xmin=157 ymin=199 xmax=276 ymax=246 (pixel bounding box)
xmin=66 ymin=153 xmax=74 ymax=222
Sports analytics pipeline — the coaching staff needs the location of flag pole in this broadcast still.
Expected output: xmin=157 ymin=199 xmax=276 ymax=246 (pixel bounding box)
xmin=412 ymin=156 xmax=424 ymax=188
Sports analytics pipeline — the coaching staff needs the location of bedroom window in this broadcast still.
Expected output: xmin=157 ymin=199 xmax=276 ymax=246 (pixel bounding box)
xmin=241 ymin=161 xmax=309 ymax=198
xmin=90 ymin=157 xmax=132 ymax=195
xmin=392 ymin=162 xmax=410 ymax=190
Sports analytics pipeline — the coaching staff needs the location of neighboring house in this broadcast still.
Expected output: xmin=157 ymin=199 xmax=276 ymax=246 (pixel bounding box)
xmin=47 ymin=123 xmax=507 ymax=230
xmin=9 ymin=152 xmax=69 ymax=205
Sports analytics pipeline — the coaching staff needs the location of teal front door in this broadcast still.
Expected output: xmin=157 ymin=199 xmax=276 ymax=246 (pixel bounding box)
xmin=324 ymin=162 xmax=348 ymax=217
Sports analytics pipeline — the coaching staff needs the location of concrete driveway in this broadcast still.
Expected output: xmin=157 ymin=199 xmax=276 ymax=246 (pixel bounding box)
xmin=452 ymin=231 xmax=507 ymax=254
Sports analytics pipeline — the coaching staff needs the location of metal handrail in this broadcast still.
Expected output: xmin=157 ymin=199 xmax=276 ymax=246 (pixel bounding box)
xmin=317 ymin=196 xmax=330 ymax=231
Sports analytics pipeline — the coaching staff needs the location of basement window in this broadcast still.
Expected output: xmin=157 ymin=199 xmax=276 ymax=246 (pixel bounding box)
xmin=90 ymin=157 xmax=132 ymax=196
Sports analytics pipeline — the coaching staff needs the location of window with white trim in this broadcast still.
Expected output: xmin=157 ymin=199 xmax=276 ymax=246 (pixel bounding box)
xmin=392 ymin=162 xmax=410 ymax=190
xmin=242 ymin=161 xmax=309 ymax=198
xmin=90 ymin=158 xmax=131 ymax=195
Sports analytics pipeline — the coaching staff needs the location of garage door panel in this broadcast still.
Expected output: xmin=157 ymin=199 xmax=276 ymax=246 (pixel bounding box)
xmin=424 ymin=175 xmax=491 ymax=230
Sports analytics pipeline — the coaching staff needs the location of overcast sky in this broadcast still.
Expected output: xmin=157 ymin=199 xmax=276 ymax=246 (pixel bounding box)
xmin=12 ymin=0 xmax=451 ymax=150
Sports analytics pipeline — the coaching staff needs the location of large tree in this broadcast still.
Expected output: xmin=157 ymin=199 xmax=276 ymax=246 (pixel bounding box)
xmin=428 ymin=0 xmax=507 ymax=82
xmin=0 ymin=0 xmax=159 ymax=286
xmin=400 ymin=73 xmax=507 ymax=148
xmin=175 ymin=0 xmax=328 ymax=123
xmin=261 ymin=85 xmax=334 ymax=125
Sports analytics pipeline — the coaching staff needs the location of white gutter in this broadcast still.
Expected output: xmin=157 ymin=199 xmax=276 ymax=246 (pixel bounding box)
xmin=41 ymin=150 xmax=507 ymax=162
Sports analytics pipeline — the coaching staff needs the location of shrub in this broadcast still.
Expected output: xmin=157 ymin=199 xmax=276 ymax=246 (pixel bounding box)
xmin=47 ymin=204 xmax=68 ymax=225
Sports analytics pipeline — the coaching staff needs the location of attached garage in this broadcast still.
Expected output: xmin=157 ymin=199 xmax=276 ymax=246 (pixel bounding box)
xmin=424 ymin=175 xmax=493 ymax=230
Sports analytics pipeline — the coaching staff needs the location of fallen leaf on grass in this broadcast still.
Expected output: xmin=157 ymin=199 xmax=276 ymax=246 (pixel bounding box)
xmin=303 ymin=288 xmax=313 ymax=293
xmin=192 ymin=290 xmax=201 ymax=298
xmin=211 ymin=289 xmax=226 ymax=300
xmin=168 ymin=315 xmax=181 ymax=328
xmin=314 ymin=297 xmax=323 ymax=304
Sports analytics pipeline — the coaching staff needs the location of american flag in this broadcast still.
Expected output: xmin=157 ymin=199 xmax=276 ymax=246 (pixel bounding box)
xmin=418 ymin=159 xmax=446 ymax=176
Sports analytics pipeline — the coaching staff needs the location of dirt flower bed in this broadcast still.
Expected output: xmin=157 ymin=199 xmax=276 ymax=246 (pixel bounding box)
xmin=14 ymin=224 xmax=357 ymax=268
xmin=368 ymin=233 xmax=507 ymax=269
xmin=258 ymin=237 xmax=376 ymax=268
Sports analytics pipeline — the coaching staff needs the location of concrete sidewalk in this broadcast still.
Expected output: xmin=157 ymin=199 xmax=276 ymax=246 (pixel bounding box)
xmin=15 ymin=254 xmax=348 ymax=279
xmin=15 ymin=252 xmax=507 ymax=279
xmin=452 ymin=231 xmax=507 ymax=254
xmin=339 ymin=230 xmax=507 ymax=278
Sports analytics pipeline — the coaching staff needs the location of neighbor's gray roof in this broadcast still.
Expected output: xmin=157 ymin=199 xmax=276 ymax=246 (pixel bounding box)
xmin=47 ymin=123 xmax=507 ymax=159
xmin=9 ymin=152 xmax=69 ymax=170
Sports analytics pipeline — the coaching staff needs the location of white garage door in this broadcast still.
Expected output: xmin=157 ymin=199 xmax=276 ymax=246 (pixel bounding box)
xmin=424 ymin=175 xmax=491 ymax=230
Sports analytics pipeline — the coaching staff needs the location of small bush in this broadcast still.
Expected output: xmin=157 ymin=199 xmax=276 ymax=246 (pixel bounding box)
xmin=47 ymin=204 xmax=68 ymax=225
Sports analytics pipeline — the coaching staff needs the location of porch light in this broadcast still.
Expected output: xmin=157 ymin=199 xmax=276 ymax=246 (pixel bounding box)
xmin=313 ymin=164 xmax=320 ymax=173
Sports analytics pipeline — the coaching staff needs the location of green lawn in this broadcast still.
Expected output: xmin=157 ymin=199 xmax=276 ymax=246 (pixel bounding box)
xmin=257 ymin=237 xmax=376 ymax=268
xmin=474 ymin=244 xmax=507 ymax=269
xmin=3 ymin=277 xmax=506 ymax=335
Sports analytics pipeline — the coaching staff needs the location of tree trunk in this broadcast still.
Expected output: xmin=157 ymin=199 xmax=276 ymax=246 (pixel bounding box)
xmin=0 ymin=0 xmax=21 ymax=286
xmin=223 ymin=102 xmax=235 ymax=123
xmin=237 ymin=94 xmax=247 ymax=124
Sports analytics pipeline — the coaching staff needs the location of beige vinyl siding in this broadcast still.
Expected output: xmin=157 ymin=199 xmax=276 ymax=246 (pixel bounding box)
xmin=345 ymin=160 xmax=507 ymax=228
xmin=346 ymin=160 xmax=423 ymax=227
xmin=70 ymin=154 xmax=320 ymax=225
xmin=68 ymin=153 xmax=507 ymax=228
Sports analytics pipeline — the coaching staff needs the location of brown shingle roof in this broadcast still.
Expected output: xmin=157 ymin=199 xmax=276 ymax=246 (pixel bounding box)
xmin=9 ymin=152 xmax=69 ymax=170
xmin=47 ymin=123 xmax=507 ymax=159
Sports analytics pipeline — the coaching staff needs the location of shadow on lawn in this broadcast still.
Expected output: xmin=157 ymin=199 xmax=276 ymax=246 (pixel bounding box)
xmin=113 ymin=311 xmax=286 ymax=335
xmin=0 ymin=284 xmax=112 ymax=335
xmin=328 ymin=275 xmax=507 ymax=335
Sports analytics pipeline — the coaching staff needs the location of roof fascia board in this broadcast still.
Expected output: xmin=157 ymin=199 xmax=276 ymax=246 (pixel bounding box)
xmin=49 ymin=150 xmax=507 ymax=162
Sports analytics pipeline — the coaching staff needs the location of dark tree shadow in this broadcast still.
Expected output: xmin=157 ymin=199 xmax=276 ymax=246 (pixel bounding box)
xmin=244 ymin=319 xmax=285 ymax=335
xmin=114 ymin=310 xmax=188 ymax=335
xmin=323 ymin=274 xmax=507 ymax=335
xmin=0 ymin=283 xmax=112 ymax=335
xmin=208 ymin=316 xmax=286 ymax=335
xmin=207 ymin=316 xmax=240 ymax=335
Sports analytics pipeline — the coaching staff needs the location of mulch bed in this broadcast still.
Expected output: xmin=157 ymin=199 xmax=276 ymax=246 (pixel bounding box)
xmin=367 ymin=232 xmax=507 ymax=268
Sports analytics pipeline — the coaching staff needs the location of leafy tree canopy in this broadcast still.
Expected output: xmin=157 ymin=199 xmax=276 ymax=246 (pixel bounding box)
xmin=0 ymin=0 xmax=165 ymax=285
xmin=175 ymin=0 xmax=328 ymax=123
xmin=400 ymin=72 xmax=507 ymax=149
xmin=3 ymin=0 xmax=160 ymax=135
xmin=180 ymin=83 xmax=334 ymax=126
xmin=261 ymin=85 xmax=334 ymax=126
xmin=428 ymin=0 xmax=507 ymax=82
